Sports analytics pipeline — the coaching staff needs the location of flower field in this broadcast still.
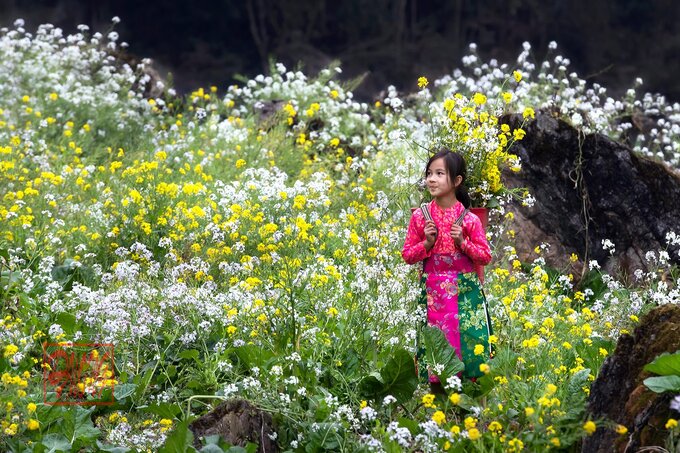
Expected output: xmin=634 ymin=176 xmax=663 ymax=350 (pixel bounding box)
xmin=1 ymin=19 xmax=679 ymax=452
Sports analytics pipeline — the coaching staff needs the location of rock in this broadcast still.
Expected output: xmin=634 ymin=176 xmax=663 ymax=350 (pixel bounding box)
xmin=189 ymin=399 xmax=278 ymax=452
xmin=502 ymin=111 xmax=680 ymax=279
xmin=582 ymin=304 xmax=680 ymax=452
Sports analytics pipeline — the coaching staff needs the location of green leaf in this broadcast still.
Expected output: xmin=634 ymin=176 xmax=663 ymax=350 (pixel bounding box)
xmin=643 ymin=375 xmax=680 ymax=393
xmin=61 ymin=406 xmax=100 ymax=444
xmin=159 ymin=419 xmax=196 ymax=453
xmin=56 ymin=312 xmax=77 ymax=334
xmin=456 ymin=393 xmax=478 ymax=411
xmin=144 ymin=402 xmax=183 ymax=419
xmin=114 ymin=383 xmax=137 ymax=401
xmin=96 ymin=440 xmax=132 ymax=452
xmin=379 ymin=349 xmax=418 ymax=403
xmin=567 ymin=368 xmax=592 ymax=397
xmin=199 ymin=446 xmax=226 ymax=453
xmin=422 ymin=326 xmax=465 ymax=382
xmin=340 ymin=347 xmax=361 ymax=380
xmin=40 ymin=433 xmax=72 ymax=453
xmin=644 ymin=351 xmax=680 ymax=376
xmin=397 ymin=417 xmax=419 ymax=435
xmin=358 ymin=371 xmax=384 ymax=398
xmin=178 ymin=349 xmax=200 ymax=361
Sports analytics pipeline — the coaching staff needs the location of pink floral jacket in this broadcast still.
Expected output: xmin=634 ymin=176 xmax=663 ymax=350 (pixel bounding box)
xmin=402 ymin=201 xmax=492 ymax=270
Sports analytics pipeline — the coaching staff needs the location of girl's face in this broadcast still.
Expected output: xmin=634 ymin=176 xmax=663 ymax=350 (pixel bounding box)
xmin=425 ymin=157 xmax=461 ymax=198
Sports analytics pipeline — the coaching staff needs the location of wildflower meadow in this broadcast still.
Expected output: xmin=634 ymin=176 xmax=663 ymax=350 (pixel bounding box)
xmin=1 ymin=19 xmax=679 ymax=452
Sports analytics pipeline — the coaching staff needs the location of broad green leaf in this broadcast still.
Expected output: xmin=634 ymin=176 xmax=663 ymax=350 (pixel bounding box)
xmin=61 ymin=406 xmax=100 ymax=444
xmin=643 ymin=375 xmax=680 ymax=393
xmin=144 ymin=402 xmax=183 ymax=419
xmin=114 ymin=383 xmax=137 ymax=401
xmin=398 ymin=417 xmax=419 ymax=435
xmin=40 ymin=433 xmax=72 ymax=453
xmin=96 ymin=440 xmax=132 ymax=452
xmin=199 ymin=445 xmax=226 ymax=453
xmin=158 ymin=419 xmax=196 ymax=453
xmin=643 ymin=351 xmax=680 ymax=376
xmin=56 ymin=312 xmax=77 ymax=334
xmin=379 ymin=349 xmax=418 ymax=403
xmin=422 ymin=326 xmax=465 ymax=382
xmin=358 ymin=371 xmax=384 ymax=398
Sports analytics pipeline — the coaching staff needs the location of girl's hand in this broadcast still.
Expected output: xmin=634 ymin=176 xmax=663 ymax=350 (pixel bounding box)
xmin=450 ymin=224 xmax=465 ymax=247
xmin=423 ymin=220 xmax=437 ymax=250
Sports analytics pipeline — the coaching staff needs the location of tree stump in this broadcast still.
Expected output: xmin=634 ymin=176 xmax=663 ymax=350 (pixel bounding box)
xmin=189 ymin=399 xmax=278 ymax=452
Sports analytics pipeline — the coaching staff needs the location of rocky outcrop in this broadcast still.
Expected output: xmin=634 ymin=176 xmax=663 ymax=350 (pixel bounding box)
xmin=503 ymin=111 xmax=680 ymax=279
xmin=189 ymin=399 xmax=278 ymax=452
xmin=582 ymin=304 xmax=680 ymax=452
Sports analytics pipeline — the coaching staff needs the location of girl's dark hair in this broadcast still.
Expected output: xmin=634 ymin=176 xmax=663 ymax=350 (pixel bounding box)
xmin=425 ymin=148 xmax=471 ymax=208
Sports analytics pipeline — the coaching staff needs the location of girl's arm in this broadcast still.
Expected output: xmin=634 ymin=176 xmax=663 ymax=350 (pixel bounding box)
xmin=402 ymin=211 xmax=432 ymax=264
xmin=459 ymin=213 xmax=492 ymax=265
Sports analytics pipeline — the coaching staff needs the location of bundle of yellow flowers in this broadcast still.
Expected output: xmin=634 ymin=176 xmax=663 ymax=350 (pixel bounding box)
xmin=416 ymin=75 xmax=534 ymax=208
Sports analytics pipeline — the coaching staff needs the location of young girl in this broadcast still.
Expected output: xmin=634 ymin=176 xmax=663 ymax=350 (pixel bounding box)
xmin=402 ymin=149 xmax=492 ymax=380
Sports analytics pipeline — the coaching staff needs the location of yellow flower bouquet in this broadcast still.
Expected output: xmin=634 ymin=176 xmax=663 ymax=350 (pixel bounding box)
xmin=416 ymin=75 xmax=534 ymax=208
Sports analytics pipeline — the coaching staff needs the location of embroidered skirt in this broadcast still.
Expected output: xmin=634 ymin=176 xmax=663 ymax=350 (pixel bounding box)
xmin=417 ymin=254 xmax=493 ymax=381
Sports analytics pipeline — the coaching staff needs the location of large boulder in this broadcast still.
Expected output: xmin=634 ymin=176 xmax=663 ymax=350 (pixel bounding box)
xmin=503 ymin=112 xmax=680 ymax=279
xmin=189 ymin=399 xmax=278 ymax=452
xmin=582 ymin=304 xmax=680 ymax=452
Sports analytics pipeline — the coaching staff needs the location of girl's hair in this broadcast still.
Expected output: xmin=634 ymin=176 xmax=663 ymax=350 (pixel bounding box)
xmin=425 ymin=148 xmax=472 ymax=208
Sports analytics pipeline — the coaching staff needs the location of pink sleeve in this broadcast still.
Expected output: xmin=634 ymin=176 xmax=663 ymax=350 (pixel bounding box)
xmin=402 ymin=210 xmax=432 ymax=265
xmin=460 ymin=213 xmax=492 ymax=265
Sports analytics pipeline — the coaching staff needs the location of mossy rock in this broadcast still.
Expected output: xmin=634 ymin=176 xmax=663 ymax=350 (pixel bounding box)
xmin=583 ymin=304 xmax=680 ymax=452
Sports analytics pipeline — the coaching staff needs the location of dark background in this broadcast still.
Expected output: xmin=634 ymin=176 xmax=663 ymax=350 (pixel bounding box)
xmin=2 ymin=0 xmax=679 ymax=101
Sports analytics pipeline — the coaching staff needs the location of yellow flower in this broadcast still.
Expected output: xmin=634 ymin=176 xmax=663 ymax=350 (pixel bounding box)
xmin=513 ymin=128 xmax=526 ymax=140
xmin=570 ymin=253 xmax=579 ymax=262
xmin=508 ymin=438 xmax=524 ymax=451
xmin=473 ymin=344 xmax=485 ymax=356
xmin=468 ymin=427 xmax=481 ymax=440
xmin=583 ymin=420 xmax=597 ymax=435
xmin=472 ymin=93 xmax=487 ymax=105
xmin=235 ymin=159 xmax=246 ymax=168
xmin=3 ymin=344 xmax=18 ymax=357
xmin=432 ymin=411 xmax=446 ymax=425
xmin=479 ymin=363 xmax=490 ymax=374
xmin=26 ymin=419 xmax=40 ymax=430
xmin=27 ymin=402 xmax=37 ymax=413
xmin=666 ymin=418 xmax=678 ymax=429
xmin=522 ymin=107 xmax=535 ymax=119
xmin=502 ymin=92 xmax=513 ymax=103
xmin=513 ymin=70 xmax=523 ymax=82
xmin=449 ymin=393 xmax=461 ymax=405
xmin=550 ymin=437 xmax=560 ymax=447
xmin=422 ymin=393 xmax=436 ymax=408
xmin=417 ymin=76 xmax=429 ymax=88
xmin=525 ymin=407 xmax=535 ymax=416
xmin=360 ymin=400 xmax=367 ymax=409
xmin=464 ymin=417 xmax=477 ymax=430
xmin=488 ymin=421 xmax=502 ymax=433
xmin=615 ymin=424 xmax=628 ymax=434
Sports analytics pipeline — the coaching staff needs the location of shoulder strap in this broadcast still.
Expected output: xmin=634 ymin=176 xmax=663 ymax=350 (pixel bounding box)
xmin=454 ymin=208 xmax=469 ymax=226
xmin=420 ymin=202 xmax=433 ymax=223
